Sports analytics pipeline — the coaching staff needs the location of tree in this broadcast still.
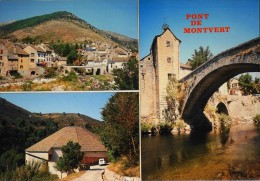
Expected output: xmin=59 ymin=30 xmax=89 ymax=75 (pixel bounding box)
xmin=113 ymin=58 xmax=139 ymax=90
xmin=67 ymin=49 xmax=77 ymax=65
xmin=100 ymin=93 xmax=139 ymax=165
xmin=55 ymin=141 xmax=84 ymax=175
xmin=238 ymin=73 xmax=253 ymax=95
xmin=190 ymin=46 xmax=213 ymax=70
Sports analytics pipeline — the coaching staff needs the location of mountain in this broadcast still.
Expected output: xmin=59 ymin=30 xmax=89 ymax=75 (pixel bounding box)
xmin=0 ymin=11 xmax=137 ymax=50
xmin=33 ymin=112 xmax=102 ymax=129
xmin=0 ymin=97 xmax=101 ymax=130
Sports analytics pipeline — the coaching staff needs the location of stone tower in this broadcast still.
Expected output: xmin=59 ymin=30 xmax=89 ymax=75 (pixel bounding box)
xmin=140 ymin=26 xmax=181 ymax=123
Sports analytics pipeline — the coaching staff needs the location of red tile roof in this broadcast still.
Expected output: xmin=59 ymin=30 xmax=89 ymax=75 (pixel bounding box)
xmin=26 ymin=127 xmax=107 ymax=152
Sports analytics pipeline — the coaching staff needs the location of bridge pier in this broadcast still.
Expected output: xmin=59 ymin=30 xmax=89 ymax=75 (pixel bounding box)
xmin=184 ymin=113 xmax=212 ymax=132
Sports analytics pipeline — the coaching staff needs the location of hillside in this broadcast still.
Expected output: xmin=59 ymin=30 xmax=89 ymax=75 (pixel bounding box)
xmin=0 ymin=97 xmax=102 ymax=171
xmin=0 ymin=11 xmax=137 ymax=50
xmin=33 ymin=112 xmax=102 ymax=130
xmin=0 ymin=97 xmax=101 ymax=131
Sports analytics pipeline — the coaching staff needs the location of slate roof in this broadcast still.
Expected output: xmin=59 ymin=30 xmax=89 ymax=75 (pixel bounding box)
xmin=26 ymin=127 xmax=107 ymax=152
xmin=180 ymin=63 xmax=192 ymax=69
xmin=30 ymin=45 xmax=46 ymax=53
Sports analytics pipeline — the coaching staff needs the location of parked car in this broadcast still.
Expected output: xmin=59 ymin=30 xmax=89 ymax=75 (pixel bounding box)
xmin=98 ymin=158 xmax=106 ymax=166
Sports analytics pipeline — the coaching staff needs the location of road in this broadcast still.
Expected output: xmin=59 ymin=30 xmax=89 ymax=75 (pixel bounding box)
xmin=73 ymin=164 xmax=107 ymax=181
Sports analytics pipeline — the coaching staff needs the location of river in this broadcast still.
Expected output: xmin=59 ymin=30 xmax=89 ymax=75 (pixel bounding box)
xmin=141 ymin=122 xmax=260 ymax=180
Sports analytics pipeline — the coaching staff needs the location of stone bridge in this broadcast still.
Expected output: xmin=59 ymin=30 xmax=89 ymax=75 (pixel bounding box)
xmin=65 ymin=65 xmax=106 ymax=75
xmin=180 ymin=37 xmax=260 ymax=131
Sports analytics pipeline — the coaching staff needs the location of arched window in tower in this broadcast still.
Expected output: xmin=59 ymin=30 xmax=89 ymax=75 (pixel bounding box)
xmin=20 ymin=65 xmax=23 ymax=69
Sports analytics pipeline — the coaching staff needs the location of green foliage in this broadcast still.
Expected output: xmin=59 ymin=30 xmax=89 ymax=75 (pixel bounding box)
xmin=62 ymin=71 xmax=78 ymax=82
xmin=113 ymin=58 xmax=139 ymax=90
xmin=21 ymin=36 xmax=43 ymax=44
xmin=11 ymin=71 xmax=22 ymax=79
xmin=141 ymin=123 xmax=151 ymax=133
xmin=22 ymin=81 xmax=33 ymax=91
xmin=174 ymin=119 xmax=186 ymax=130
xmin=0 ymin=11 xmax=74 ymax=36
xmin=253 ymin=114 xmax=260 ymax=128
xmin=43 ymin=67 xmax=58 ymax=78
xmin=55 ymin=141 xmax=84 ymax=175
xmin=67 ymin=49 xmax=78 ymax=65
xmin=238 ymin=73 xmax=252 ymax=95
xmin=0 ymin=108 xmax=58 ymax=173
xmin=219 ymin=113 xmax=232 ymax=127
xmin=238 ymin=74 xmax=260 ymax=95
xmin=100 ymin=93 xmax=139 ymax=165
xmin=0 ymin=161 xmax=58 ymax=181
xmin=50 ymin=43 xmax=78 ymax=65
xmin=164 ymin=77 xmax=186 ymax=123
xmin=190 ymin=46 xmax=213 ymax=70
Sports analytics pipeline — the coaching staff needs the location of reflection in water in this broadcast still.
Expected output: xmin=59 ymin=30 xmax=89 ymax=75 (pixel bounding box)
xmin=220 ymin=123 xmax=230 ymax=146
xmin=142 ymin=122 xmax=260 ymax=180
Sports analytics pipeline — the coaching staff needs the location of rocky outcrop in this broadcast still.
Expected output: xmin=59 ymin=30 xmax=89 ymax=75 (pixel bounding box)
xmin=209 ymin=94 xmax=260 ymax=121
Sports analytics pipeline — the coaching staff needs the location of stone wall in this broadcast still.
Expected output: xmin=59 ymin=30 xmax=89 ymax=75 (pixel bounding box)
xmin=209 ymin=93 xmax=260 ymax=121
xmin=103 ymin=168 xmax=140 ymax=181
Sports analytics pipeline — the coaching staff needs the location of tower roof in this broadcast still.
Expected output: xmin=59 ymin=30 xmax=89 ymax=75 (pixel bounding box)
xmin=151 ymin=26 xmax=181 ymax=51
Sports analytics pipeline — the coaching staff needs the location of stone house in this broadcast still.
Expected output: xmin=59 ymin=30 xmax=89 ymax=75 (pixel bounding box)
xmin=140 ymin=25 xmax=181 ymax=122
xmin=24 ymin=45 xmax=46 ymax=65
xmin=107 ymin=57 xmax=128 ymax=74
xmin=179 ymin=63 xmax=192 ymax=79
xmin=0 ymin=43 xmax=9 ymax=76
xmin=229 ymin=78 xmax=242 ymax=95
xmin=25 ymin=126 xmax=107 ymax=178
xmin=38 ymin=43 xmax=53 ymax=66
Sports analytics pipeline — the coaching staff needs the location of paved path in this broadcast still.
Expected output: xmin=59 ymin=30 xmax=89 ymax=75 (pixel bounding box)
xmin=73 ymin=164 xmax=107 ymax=181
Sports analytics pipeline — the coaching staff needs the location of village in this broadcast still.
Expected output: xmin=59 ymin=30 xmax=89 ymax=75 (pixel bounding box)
xmin=0 ymin=39 xmax=138 ymax=90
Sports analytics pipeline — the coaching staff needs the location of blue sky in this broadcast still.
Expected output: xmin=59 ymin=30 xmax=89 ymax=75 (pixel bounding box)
xmin=0 ymin=0 xmax=137 ymax=39
xmin=0 ymin=92 xmax=114 ymax=120
xmin=140 ymin=0 xmax=259 ymax=63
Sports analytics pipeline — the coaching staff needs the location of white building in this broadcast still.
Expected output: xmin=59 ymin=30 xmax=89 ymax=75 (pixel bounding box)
xmin=25 ymin=127 xmax=107 ymax=178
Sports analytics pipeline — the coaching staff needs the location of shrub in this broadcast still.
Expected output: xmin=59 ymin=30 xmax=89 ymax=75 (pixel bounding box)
xmin=219 ymin=113 xmax=232 ymax=127
xmin=141 ymin=123 xmax=151 ymax=133
xmin=253 ymin=114 xmax=260 ymax=128
xmin=0 ymin=161 xmax=58 ymax=181
xmin=62 ymin=71 xmax=78 ymax=82
xmin=174 ymin=119 xmax=186 ymax=130
xmin=44 ymin=67 xmax=58 ymax=78
xmin=22 ymin=81 xmax=33 ymax=91
xmin=11 ymin=72 xmax=22 ymax=79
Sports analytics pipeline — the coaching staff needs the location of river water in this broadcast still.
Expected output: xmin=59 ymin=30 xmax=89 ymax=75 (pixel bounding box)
xmin=141 ymin=122 xmax=260 ymax=180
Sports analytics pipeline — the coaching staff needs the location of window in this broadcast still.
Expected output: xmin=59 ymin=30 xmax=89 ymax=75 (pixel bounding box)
xmin=30 ymin=59 xmax=34 ymax=63
xmin=0 ymin=56 xmax=2 ymax=60
xmin=0 ymin=49 xmax=3 ymax=54
xmin=20 ymin=65 xmax=23 ymax=69
xmin=31 ymin=53 xmax=35 ymax=57
xmin=166 ymin=41 xmax=171 ymax=47
xmin=167 ymin=57 xmax=171 ymax=63
xmin=21 ymin=59 xmax=23 ymax=63
xmin=168 ymin=73 xmax=176 ymax=80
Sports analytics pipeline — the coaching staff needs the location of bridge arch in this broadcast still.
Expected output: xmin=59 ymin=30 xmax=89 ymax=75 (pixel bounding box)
xmin=216 ymin=102 xmax=229 ymax=115
xmin=180 ymin=38 xmax=260 ymax=131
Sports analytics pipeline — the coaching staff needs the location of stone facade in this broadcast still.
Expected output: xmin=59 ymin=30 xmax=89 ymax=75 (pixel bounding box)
xmin=140 ymin=27 xmax=182 ymax=122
